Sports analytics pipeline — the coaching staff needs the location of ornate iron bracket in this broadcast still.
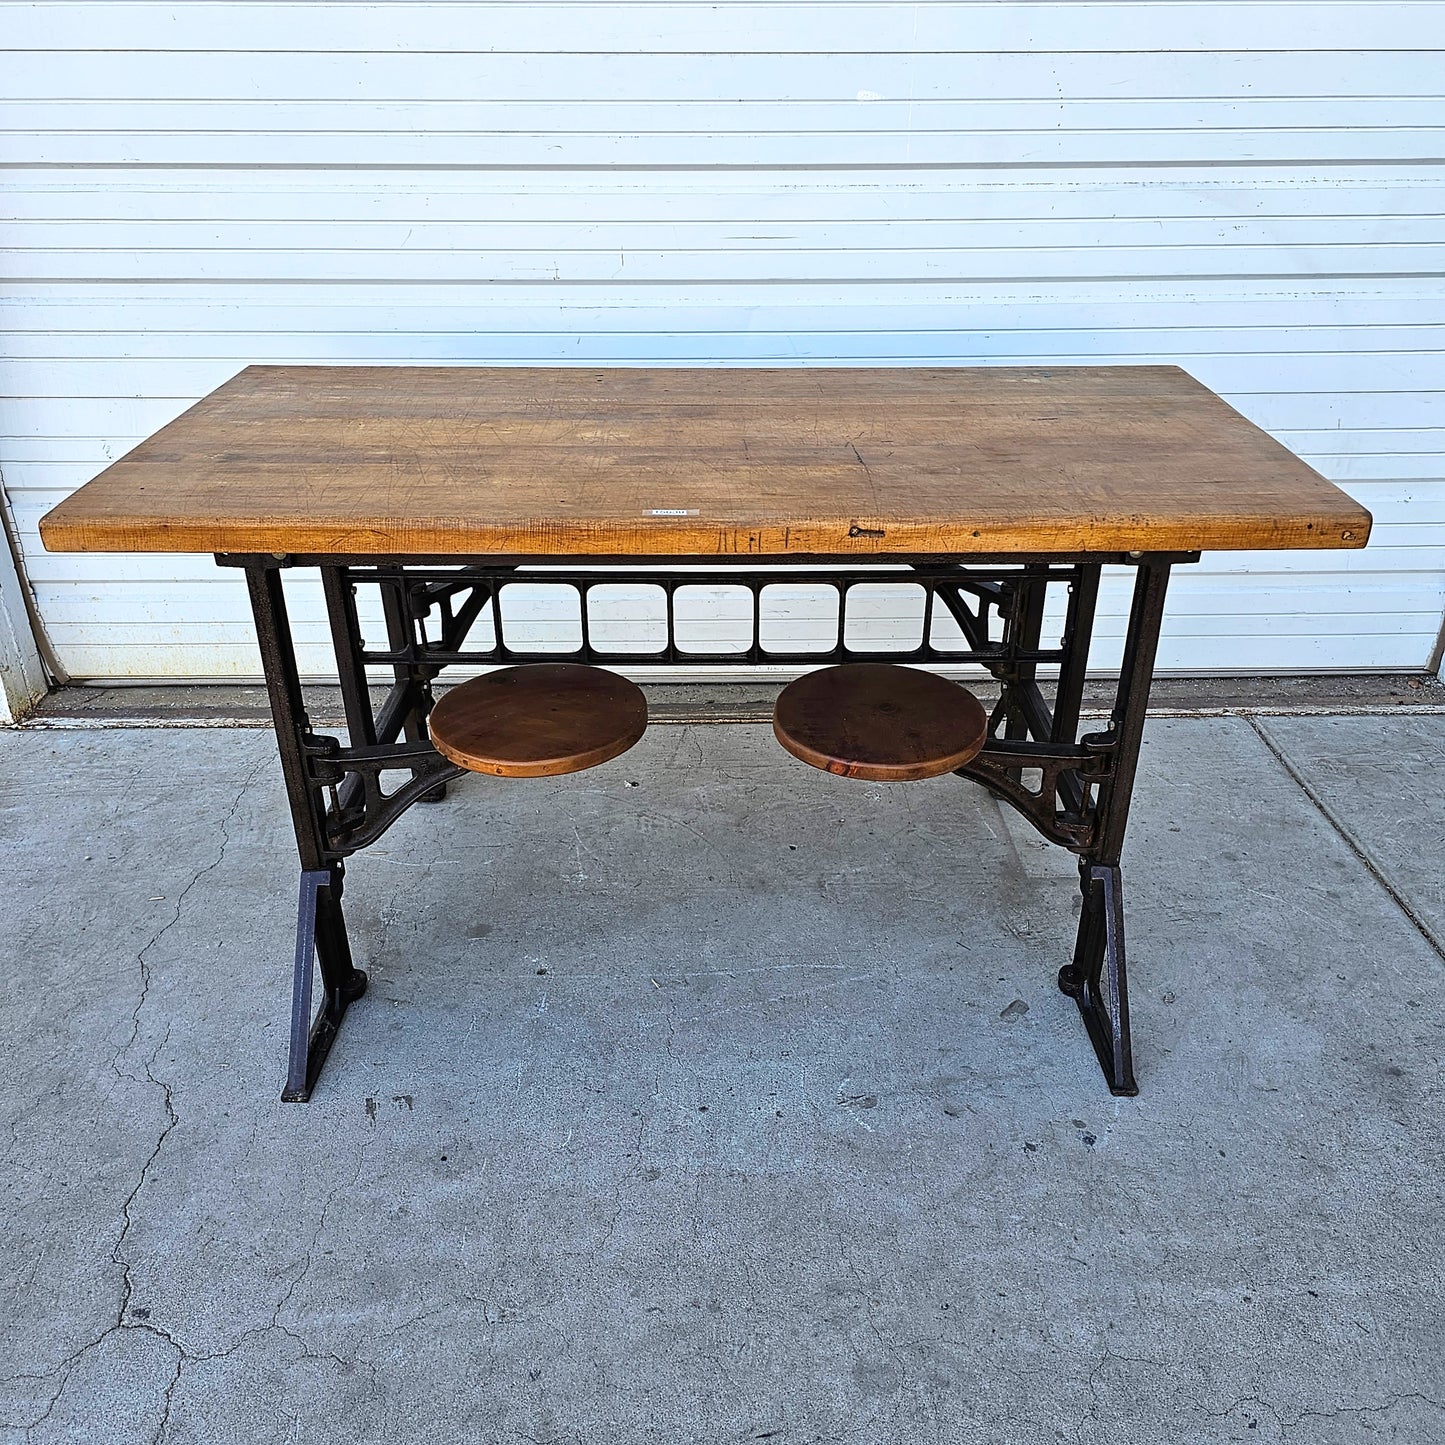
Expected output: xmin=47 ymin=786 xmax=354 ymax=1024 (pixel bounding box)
xmin=958 ymin=733 xmax=1115 ymax=852
xmin=302 ymin=732 xmax=465 ymax=858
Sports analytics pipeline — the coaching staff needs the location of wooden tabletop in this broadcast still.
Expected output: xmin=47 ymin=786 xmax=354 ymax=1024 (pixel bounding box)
xmin=39 ymin=365 xmax=1370 ymax=558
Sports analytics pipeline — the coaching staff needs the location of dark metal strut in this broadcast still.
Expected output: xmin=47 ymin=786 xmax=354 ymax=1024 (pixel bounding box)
xmin=243 ymin=562 xmax=374 ymax=1101
xmin=1056 ymin=559 xmax=1173 ymax=1096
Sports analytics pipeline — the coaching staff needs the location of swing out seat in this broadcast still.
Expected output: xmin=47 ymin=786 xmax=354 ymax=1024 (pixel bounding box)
xmin=772 ymin=662 xmax=989 ymax=782
xmin=428 ymin=662 xmax=648 ymax=778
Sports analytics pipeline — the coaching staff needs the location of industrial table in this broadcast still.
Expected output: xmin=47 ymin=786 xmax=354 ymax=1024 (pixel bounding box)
xmin=40 ymin=365 xmax=1372 ymax=1101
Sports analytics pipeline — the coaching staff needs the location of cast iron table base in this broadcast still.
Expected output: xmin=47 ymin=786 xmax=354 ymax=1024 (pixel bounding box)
xmin=224 ymin=550 xmax=1189 ymax=1101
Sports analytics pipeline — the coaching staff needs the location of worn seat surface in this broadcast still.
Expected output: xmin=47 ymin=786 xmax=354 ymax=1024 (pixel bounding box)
xmin=773 ymin=662 xmax=990 ymax=782
xmin=428 ymin=663 xmax=647 ymax=778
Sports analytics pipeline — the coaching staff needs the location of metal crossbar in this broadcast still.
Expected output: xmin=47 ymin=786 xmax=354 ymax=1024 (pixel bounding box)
xmin=335 ymin=562 xmax=1081 ymax=671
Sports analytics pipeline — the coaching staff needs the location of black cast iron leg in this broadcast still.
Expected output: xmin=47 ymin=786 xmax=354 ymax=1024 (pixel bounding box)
xmin=1000 ymin=563 xmax=1048 ymax=744
xmin=244 ymin=560 xmax=369 ymax=1102
xmin=1058 ymin=558 xmax=1172 ymax=1095
xmin=321 ymin=565 xmax=378 ymax=749
xmin=1058 ymin=864 xmax=1135 ymax=1095
xmin=284 ymin=865 xmax=369 ymax=1102
xmin=381 ymin=575 xmax=447 ymax=802
xmin=1051 ymin=564 xmax=1101 ymax=749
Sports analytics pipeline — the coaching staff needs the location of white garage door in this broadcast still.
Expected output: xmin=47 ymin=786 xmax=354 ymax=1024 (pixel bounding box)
xmin=2 ymin=2 xmax=1443 ymax=679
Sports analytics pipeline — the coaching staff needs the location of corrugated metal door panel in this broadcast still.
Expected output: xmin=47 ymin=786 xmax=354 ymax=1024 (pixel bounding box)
xmin=2 ymin=1 xmax=1442 ymax=678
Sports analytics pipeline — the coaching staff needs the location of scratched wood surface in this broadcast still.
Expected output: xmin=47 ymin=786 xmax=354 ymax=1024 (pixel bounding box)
xmin=428 ymin=662 xmax=648 ymax=778
xmin=38 ymin=365 xmax=1372 ymax=556
xmin=772 ymin=662 xmax=990 ymax=782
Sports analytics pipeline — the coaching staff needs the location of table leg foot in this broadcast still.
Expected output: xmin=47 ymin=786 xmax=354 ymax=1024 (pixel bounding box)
xmin=1064 ymin=863 xmax=1138 ymax=1096
xmin=282 ymin=867 xmax=367 ymax=1103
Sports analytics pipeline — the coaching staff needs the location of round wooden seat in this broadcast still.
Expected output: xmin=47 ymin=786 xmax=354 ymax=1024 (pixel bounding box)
xmin=773 ymin=662 xmax=989 ymax=782
xmin=428 ymin=663 xmax=647 ymax=778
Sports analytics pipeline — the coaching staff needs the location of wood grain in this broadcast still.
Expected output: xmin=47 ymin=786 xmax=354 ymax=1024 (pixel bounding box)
xmin=773 ymin=662 xmax=990 ymax=782
xmin=428 ymin=662 xmax=647 ymax=778
xmin=38 ymin=365 xmax=1372 ymax=557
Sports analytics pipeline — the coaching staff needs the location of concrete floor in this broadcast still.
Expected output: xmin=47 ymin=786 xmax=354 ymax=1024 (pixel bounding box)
xmin=1 ymin=715 xmax=1443 ymax=1444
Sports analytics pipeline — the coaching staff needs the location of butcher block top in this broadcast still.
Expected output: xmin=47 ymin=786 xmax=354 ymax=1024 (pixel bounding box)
xmin=39 ymin=365 xmax=1371 ymax=558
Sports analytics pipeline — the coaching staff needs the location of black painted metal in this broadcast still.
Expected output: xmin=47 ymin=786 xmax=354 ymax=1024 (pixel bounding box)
xmin=320 ymin=567 xmax=377 ymax=750
xmin=1052 ymin=565 xmax=1101 ymax=748
xmin=284 ymin=868 xmax=368 ymax=1102
xmin=286 ymin=868 xmax=325 ymax=1099
xmin=328 ymin=562 xmax=1077 ymax=672
xmin=1002 ymin=565 xmax=1049 ymax=742
xmin=1092 ymin=559 xmax=1174 ymax=867
xmin=1059 ymin=864 xmax=1133 ymax=1095
xmin=1055 ymin=559 xmax=1173 ymax=1095
xmin=227 ymin=550 xmax=1185 ymax=1099
xmin=243 ymin=561 xmax=371 ymax=1102
xmin=379 ymin=573 xmax=447 ymax=801
xmin=1049 ymin=566 xmax=1102 ymax=818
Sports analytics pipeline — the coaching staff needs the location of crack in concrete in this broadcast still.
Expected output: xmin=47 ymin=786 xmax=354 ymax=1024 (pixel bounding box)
xmin=3 ymin=1081 xmax=63 ymax=1168
xmin=149 ymin=1350 xmax=183 ymax=1445
xmin=3 ymin=1308 xmax=378 ymax=1442
xmin=112 ymin=754 xmax=266 ymax=1089
xmin=1204 ymin=1388 xmax=1445 ymax=1435
xmin=1066 ymin=1345 xmax=1173 ymax=1445
xmin=5 ymin=760 xmax=267 ymax=1439
xmin=2 ymin=1319 xmax=176 ymax=1439
xmin=114 ymin=1022 xmax=179 ymax=1332
xmin=592 ymin=1103 xmax=651 ymax=1256
xmin=271 ymin=1143 xmax=367 ymax=1334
